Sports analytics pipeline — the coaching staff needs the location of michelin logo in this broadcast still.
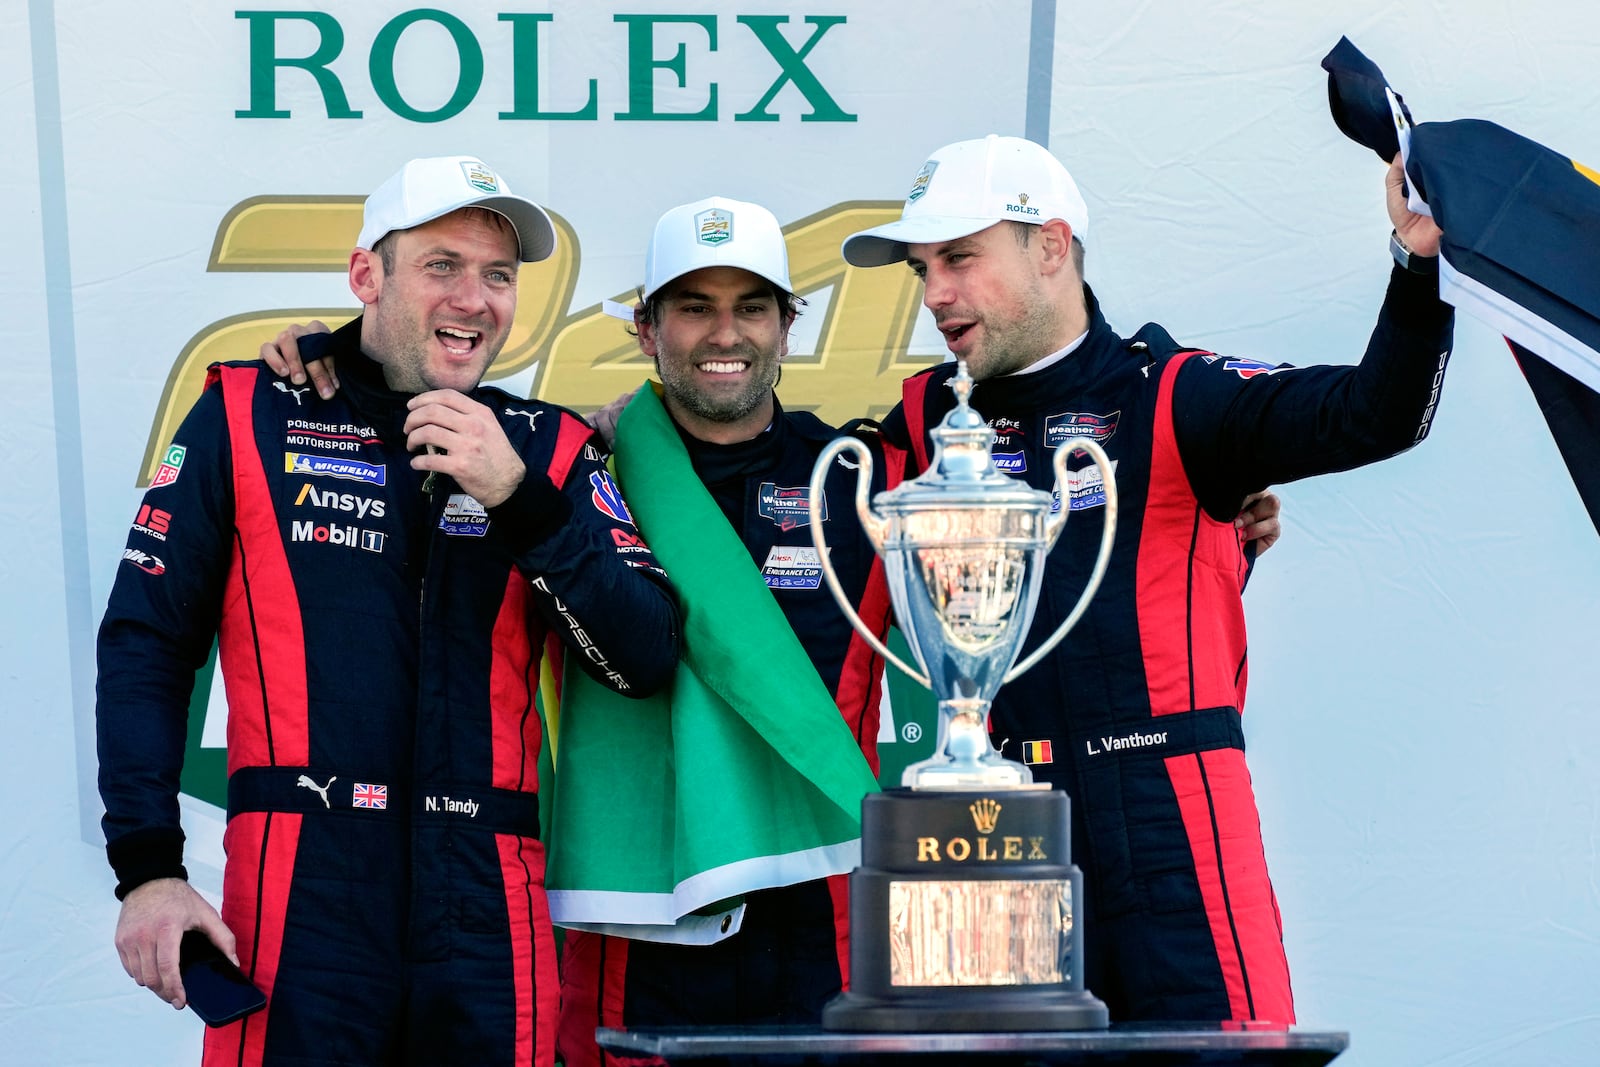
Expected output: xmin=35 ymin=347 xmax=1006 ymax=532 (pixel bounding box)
xmin=286 ymin=452 xmax=385 ymax=486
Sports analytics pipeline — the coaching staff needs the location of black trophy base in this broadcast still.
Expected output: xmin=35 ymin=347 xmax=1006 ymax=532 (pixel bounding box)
xmin=823 ymin=788 xmax=1110 ymax=1035
xmin=822 ymin=986 xmax=1110 ymax=1033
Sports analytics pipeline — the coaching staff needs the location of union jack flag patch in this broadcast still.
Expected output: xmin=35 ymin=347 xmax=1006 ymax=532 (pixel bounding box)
xmin=352 ymin=783 xmax=388 ymax=809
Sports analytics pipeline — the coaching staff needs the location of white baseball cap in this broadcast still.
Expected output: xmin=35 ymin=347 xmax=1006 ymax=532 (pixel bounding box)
xmin=643 ymin=196 xmax=793 ymax=300
xmin=841 ymin=135 xmax=1089 ymax=267
xmin=357 ymin=155 xmax=557 ymax=263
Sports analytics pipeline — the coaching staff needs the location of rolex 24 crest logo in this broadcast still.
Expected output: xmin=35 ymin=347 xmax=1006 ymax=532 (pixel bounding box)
xmin=969 ymin=797 xmax=1001 ymax=834
xmin=461 ymin=160 xmax=499 ymax=194
xmin=695 ymin=208 xmax=733 ymax=246
xmin=907 ymin=160 xmax=938 ymax=203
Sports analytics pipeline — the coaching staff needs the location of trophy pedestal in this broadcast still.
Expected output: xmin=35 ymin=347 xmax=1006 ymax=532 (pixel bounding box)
xmin=822 ymin=788 xmax=1108 ymax=1033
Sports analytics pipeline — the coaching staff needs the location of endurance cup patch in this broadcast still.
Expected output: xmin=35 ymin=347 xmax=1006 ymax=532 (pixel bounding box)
xmin=761 ymin=546 xmax=824 ymax=590
xmin=439 ymin=493 xmax=490 ymax=537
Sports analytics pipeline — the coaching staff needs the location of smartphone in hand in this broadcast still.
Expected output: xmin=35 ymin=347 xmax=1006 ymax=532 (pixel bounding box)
xmin=179 ymin=930 xmax=267 ymax=1027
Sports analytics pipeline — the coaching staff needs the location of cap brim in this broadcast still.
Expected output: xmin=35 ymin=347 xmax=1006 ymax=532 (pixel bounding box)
xmin=840 ymin=215 xmax=1003 ymax=267
xmin=643 ymin=258 xmax=793 ymax=301
xmin=474 ymin=196 xmax=557 ymax=263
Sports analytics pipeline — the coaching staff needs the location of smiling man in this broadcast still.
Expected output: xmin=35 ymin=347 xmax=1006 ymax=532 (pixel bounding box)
xmin=554 ymin=196 xmax=899 ymax=1066
xmin=844 ymin=134 xmax=1455 ymax=1025
xmin=95 ymin=155 xmax=679 ymax=1067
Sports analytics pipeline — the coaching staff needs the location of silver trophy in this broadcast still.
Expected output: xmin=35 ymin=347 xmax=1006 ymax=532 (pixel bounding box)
xmin=808 ymin=362 xmax=1116 ymax=788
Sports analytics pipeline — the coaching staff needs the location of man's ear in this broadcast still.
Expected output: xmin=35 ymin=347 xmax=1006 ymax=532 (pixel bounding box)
xmin=349 ymin=248 xmax=382 ymax=306
xmin=635 ymin=309 xmax=660 ymax=359
xmin=1036 ymin=218 xmax=1076 ymax=277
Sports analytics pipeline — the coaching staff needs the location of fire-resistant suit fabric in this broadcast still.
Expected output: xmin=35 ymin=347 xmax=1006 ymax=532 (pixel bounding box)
xmin=557 ymin=400 xmax=901 ymax=1067
xmin=879 ymin=266 xmax=1453 ymax=1024
xmin=96 ymin=319 xmax=680 ymax=1067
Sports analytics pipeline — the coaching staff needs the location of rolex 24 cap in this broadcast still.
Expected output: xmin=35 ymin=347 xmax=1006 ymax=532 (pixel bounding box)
xmin=357 ymin=155 xmax=557 ymax=263
xmin=644 ymin=196 xmax=793 ymax=300
xmin=841 ymin=135 xmax=1088 ymax=267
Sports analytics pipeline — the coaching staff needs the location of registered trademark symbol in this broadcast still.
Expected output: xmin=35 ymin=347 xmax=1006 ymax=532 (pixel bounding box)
xmin=902 ymin=722 xmax=923 ymax=743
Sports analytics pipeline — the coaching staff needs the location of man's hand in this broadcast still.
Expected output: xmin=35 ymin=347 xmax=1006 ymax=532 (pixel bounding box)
xmin=586 ymin=387 xmax=639 ymax=450
xmin=1386 ymin=156 xmax=1442 ymax=258
xmin=405 ymin=391 xmax=529 ymax=507
xmin=259 ymin=320 xmax=339 ymax=399
xmin=1235 ymin=489 xmax=1282 ymax=555
xmin=114 ymin=878 xmax=236 ymax=1010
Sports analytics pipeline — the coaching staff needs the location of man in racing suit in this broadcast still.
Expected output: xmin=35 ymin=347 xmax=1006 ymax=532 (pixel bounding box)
xmin=96 ymin=156 xmax=679 ymax=1067
xmin=553 ymin=196 xmax=899 ymax=1067
xmin=843 ymin=135 xmax=1454 ymax=1025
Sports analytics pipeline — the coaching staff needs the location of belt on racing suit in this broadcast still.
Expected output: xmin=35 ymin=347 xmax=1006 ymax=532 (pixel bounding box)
xmin=227 ymin=766 xmax=542 ymax=838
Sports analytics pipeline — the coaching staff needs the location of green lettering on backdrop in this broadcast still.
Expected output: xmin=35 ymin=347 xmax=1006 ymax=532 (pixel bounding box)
xmin=369 ymin=9 xmax=484 ymax=123
xmin=735 ymin=16 xmax=857 ymax=122
xmin=235 ymin=10 xmax=362 ymax=119
xmin=499 ymin=13 xmax=598 ymax=120
xmin=613 ymin=13 xmax=718 ymax=121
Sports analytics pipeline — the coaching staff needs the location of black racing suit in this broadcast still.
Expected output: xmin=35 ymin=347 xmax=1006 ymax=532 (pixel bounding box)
xmin=880 ymin=266 xmax=1453 ymax=1024
xmin=557 ymin=399 xmax=898 ymax=1067
xmin=96 ymin=319 xmax=679 ymax=1067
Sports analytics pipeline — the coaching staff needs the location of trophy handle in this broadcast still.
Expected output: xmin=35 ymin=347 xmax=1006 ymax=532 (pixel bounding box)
xmin=1003 ymin=438 xmax=1118 ymax=683
xmin=809 ymin=437 xmax=932 ymax=688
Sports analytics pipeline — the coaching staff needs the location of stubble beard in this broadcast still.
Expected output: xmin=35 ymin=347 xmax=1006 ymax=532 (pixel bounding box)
xmin=660 ymin=341 xmax=781 ymax=425
xmin=964 ymin=280 xmax=1063 ymax=381
xmin=368 ymin=304 xmax=500 ymax=394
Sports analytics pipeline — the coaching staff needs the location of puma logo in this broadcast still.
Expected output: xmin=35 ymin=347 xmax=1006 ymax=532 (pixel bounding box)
xmin=505 ymin=408 xmax=543 ymax=430
xmin=296 ymin=774 xmax=336 ymax=809
xmin=274 ymin=381 xmax=310 ymax=405
xmin=836 ymin=455 xmax=860 ymax=470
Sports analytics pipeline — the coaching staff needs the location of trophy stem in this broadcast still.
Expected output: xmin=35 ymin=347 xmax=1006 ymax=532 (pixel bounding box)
xmin=900 ymin=698 xmax=1034 ymax=789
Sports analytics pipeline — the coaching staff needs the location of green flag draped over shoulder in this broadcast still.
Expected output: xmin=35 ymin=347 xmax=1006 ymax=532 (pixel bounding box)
xmin=545 ymin=382 xmax=880 ymax=944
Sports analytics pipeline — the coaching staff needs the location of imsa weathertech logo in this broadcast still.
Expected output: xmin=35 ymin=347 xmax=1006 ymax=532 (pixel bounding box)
xmin=969 ymin=797 xmax=1001 ymax=834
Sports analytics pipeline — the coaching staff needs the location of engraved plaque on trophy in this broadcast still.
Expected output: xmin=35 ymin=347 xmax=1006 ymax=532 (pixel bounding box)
xmin=809 ymin=363 xmax=1114 ymax=1031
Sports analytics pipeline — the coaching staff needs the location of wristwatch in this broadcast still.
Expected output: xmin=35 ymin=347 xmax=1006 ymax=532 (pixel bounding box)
xmin=1389 ymin=229 xmax=1439 ymax=275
